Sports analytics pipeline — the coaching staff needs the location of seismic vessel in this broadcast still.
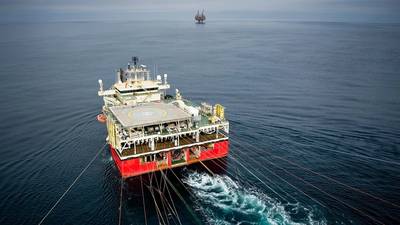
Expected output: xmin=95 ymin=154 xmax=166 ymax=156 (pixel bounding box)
xmin=97 ymin=57 xmax=229 ymax=177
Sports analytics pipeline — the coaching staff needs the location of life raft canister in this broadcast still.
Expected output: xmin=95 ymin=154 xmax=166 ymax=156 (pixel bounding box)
xmin=97 ymin=113 xmax=107 ymax=123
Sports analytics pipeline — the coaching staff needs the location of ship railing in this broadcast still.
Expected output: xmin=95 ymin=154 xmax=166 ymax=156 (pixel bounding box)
xmin=118 ymin=131 xmax=228 ymax=158
xmin=118 ymin=122 xmax=228 ymax=142
xmin=116 ymin=121 xmax=228 ymax=151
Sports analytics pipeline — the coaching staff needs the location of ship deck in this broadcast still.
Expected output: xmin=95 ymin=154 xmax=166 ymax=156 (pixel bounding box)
xmin=121 ymin=133 xmax=227 ymax=157
xmin=110 ymin=102 xmax=191 ymax=128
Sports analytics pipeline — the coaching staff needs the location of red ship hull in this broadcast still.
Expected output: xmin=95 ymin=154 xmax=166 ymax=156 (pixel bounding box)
xmin=110 ymin=140 xmax=229 ymax=178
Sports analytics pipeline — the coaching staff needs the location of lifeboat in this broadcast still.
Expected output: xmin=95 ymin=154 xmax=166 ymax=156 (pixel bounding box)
xmin=97 ymin=113 xmax=107 ymax=123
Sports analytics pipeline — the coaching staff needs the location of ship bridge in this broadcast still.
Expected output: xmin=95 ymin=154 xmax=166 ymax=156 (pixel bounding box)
xmin=98 ymin=57 xmax=170 ymax=105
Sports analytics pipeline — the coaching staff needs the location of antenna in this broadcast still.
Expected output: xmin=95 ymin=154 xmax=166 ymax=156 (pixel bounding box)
xmin=119 ymin=68 xmax=125 ymax=82
xmin=153 ymin=64 xmax=157 ymax=80
xmin=132 ymin=56 xmax=138 ymax=66
xmin=98 ymin=79 xmax=103 ymax=92
xmin=116 ymin=70 xmax=121 ymax=83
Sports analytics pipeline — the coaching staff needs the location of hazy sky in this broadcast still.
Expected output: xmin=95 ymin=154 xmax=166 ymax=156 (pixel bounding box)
xmin=1 ymin=0 xmax=400 ymax=22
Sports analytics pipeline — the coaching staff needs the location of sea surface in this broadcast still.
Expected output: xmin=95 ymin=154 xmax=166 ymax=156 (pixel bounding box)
xmin=0 ymin=19 xmax=399 ymax=225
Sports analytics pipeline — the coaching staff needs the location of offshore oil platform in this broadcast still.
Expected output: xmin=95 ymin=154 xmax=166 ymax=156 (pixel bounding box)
xmin=195 ymin=10 xmax=206 ymax=24
xmin=97 ymin=57 xmax=229 ymax=177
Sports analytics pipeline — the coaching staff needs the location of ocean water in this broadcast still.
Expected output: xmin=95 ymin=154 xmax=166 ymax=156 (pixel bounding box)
xmin=0 ymin=20 xmax=399 ymax=225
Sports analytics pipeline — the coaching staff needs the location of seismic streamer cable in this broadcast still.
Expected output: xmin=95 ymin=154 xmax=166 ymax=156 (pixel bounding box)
xmin=37 ymin=143 xmax=107 ymax=225
xmin=229 ymin=138 xmax=384 ymax=225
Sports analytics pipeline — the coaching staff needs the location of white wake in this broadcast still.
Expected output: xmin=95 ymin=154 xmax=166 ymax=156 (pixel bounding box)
xmin=183 ymin=171 xmax=326 ymax=225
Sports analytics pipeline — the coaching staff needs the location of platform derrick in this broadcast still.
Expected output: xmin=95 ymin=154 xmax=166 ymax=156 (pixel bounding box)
xmin=195 ymin=10 xmax=206 ymax=24
xmin=98 ymin=57 xmax=229 ymax=177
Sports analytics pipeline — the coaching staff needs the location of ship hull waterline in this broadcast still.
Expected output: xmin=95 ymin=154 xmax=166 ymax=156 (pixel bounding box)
xmin=110 ymin=140 xmax=229 ymax=178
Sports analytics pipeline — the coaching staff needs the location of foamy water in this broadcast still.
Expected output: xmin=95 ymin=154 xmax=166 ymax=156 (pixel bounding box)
xmin=183 ymin=171 xmax=327 ymax=225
